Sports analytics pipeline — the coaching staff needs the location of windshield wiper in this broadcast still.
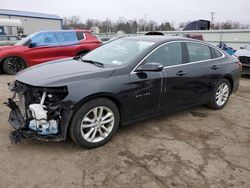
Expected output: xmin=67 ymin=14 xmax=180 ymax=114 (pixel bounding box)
xmin=81 ymin=59 xmax=104 ymax=68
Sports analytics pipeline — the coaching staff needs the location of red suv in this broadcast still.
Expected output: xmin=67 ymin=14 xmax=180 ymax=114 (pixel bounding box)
xmin=0 ymin=30 xmax=101 ymax=74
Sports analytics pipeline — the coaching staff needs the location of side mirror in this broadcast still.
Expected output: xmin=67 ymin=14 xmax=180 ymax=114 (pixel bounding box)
xmin=136 ymin=62 xmax=163 ymax=72
xmin=28 ymin=42 xmax=37 ymax=48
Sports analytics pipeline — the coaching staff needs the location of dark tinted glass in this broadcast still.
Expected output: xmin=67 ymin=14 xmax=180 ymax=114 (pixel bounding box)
xmin=186 ymin=42 xmax=211 ymax=62
xmin=76 ymin=32 xmax=85 ymax=40
xmin=145 ymin=42 xmax=182 ymax=66
xmin=211 ymin=47 xmax=223 ymax=58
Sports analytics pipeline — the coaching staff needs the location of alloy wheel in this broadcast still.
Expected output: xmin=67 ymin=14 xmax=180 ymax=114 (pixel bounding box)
xmin=215 ymin=83 xmax=229 ymax=106
xmin=80 ymin=106 xmax=115 ymax=143
xmin=6 ymin=57 xmax=25 ymax=74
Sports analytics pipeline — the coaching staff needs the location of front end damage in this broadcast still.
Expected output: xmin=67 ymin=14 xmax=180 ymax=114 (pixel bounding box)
xmin=5 ymin=81 xmax=74 ymax=144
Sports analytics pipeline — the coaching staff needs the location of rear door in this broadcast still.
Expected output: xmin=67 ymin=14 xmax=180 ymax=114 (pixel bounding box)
xmin=183 ymin=42 xmax=224 ymax=105
xmin=131 ymin=41 xmax=191 ymax=113
xmin=155 ymin=42 xmax=191 ymax=111
xmin=55 ymin=31 xmax=80 ymax=58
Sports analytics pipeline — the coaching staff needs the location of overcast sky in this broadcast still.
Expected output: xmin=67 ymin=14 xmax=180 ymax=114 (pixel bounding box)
xmin=0 ymin=0 xmax=249 ymax=26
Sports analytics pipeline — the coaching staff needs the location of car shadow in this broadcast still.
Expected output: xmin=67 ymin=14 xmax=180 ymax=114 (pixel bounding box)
xmin=8 ymin=105 xmax=208 ymax=151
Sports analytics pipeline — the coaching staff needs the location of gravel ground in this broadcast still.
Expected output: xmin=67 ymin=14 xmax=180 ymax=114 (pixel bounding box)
xmin=0 ymin=75 xmax=249 ymax=188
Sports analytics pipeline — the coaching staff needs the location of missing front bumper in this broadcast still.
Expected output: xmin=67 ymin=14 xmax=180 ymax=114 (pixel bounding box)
xmin=5 ymin=81 xmax=75 ymax=144
xmin=5 ymin=98 xmax=63 ymax=143
xmin=5 ymin=98 xmax=74 ymax=144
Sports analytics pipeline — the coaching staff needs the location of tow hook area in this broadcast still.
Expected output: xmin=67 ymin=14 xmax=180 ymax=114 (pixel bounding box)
xmin=5 ymin=98 xmax=25 ymax=129
xmin=9 ymin=129 xmax=22 ymax=144
xmin=5 ymin=81 xmax=73 ymax=144
xmin=9 ymin=128 xmax=37 ymax=144
xmin=4 ymin=97 xmax=26 ymax=144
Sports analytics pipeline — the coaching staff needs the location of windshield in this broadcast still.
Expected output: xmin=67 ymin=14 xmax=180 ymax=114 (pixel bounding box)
xmin=82 ymin=38 xmax=155 ymax=67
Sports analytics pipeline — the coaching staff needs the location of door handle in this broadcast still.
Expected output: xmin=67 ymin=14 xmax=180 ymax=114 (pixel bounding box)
xmin=176 ymin=71 xmax=187 ymax=76
xmin=211 ymin=65 xmax=219 ymax=70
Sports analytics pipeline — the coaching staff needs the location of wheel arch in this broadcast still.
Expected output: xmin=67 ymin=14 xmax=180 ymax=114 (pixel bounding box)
xmin=65 ymin=93 xmax=125 ymax=140
xmin=223 ymin=75 xmax=234 ymax=94
xmin=0 ymin=55 xmax=28 ymax=74
xmin=0 ymin=55 xmax=27 ymax=69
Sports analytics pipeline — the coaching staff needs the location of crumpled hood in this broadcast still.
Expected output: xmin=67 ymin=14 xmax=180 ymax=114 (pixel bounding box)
xmin=16 ymin=58 xmax=115 ymax=87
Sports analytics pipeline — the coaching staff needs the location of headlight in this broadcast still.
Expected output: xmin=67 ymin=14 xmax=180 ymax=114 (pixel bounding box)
xmin=36 ymin=86 xmax=68 ymax=105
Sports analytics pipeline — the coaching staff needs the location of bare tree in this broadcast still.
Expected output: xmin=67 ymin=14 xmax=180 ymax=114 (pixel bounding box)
xmin=63 ymin=16 xmax=82 ymax=29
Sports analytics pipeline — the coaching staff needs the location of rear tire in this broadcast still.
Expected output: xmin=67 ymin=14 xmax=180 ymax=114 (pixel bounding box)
xmin=2 ymin=57 xmax=26 ymax=75
xmin=70 ymin=98 xmax=120 ymax=148
xmin=207 ymin=79 xmax=231 ymax=109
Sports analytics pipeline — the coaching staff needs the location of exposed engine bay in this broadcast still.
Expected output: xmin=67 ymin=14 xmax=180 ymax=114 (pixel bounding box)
xmin=5 ymin=81 xmax=73 ymax=144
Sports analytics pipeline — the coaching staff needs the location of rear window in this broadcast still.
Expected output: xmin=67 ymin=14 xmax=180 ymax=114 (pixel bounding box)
xmin=145 ymin=42 xmax=182 ymax=67
xmin=186 ymin=42 xmax=211 ymax=62
xmin=76 ymin=32 xmax=86 ymax=40
xmin=210 ymin=47 xmax=223 ymax=59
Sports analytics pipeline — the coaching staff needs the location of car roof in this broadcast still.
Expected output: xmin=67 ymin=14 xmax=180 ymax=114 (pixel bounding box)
xmin=124 ymin=35 xmax=196 ymax=44
xmin=37 ymin=30 xmax=92 ymax=34
xmin=123 ymin=35 xmax=218 ymax=48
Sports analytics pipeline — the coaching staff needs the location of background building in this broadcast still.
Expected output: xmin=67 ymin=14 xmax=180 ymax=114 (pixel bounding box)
xmin=0 ymin=9 xmax=62 ymax=35
xmin=90 ymin=26 xmax=100 ymax=34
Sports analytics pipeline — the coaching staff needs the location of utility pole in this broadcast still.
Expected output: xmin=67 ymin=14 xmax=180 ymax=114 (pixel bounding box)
xmin=106 ymin=18 xmax=109 ymax=35
xmin=144 ymin=14 xmax=147 ymax=31
xmin=210 ymin=12 xmax=215 ymax=29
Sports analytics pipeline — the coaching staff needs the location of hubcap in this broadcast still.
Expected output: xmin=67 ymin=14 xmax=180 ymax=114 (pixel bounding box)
xmin=80 ymin=106 xmax=115 ymax=143
xmin=7 ymin=57 xmax=25 ymax=73
xmin=215 ymin=83 xmax=229 ymax=106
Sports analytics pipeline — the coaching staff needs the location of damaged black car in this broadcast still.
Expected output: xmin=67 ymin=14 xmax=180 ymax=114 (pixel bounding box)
xmin=5 ymin=36 xmax=241 ymax=148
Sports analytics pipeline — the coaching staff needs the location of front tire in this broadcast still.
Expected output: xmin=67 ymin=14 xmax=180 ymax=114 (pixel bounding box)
xmin=70 ymin=98 xmax=120 ymax=148
xmin=207 ymin=79 xmax=231 ymax=109
xmin=2 ymin=57 xmax=26 ymax=75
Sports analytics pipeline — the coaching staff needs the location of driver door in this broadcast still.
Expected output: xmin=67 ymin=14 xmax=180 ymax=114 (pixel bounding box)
xmin=23 ymin=32 xmax=59 ymax=66
xmin=136 ymin=42 xmax=191 ymax=112
xmin=128 ymin=70 xmax=163 ymax=120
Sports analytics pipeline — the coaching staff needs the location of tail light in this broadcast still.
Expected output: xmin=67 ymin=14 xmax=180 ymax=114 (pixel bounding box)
xmin=237 ymin=61 xmax=242 ymax=71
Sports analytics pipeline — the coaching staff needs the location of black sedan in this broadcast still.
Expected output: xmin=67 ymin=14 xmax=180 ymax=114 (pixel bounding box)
xmin=6 ymin=36 xmax=241 ymax=148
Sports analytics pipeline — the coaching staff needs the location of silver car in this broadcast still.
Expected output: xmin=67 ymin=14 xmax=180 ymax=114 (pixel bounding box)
xmin=0 ymin=35 xmax=20 ymax=46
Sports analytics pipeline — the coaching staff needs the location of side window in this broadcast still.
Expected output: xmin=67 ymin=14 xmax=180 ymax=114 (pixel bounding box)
xmin=55 ymin=31 xmax=79 ymax=46
xmin=186 ymin=42 xmax=211 ymax=62
xmin=76 ymin=32 xmax=85 ymax=40
xmin=210 ymin=47 xmax=223 ymax=59
xmin=31 ymin=32 xmax=57 ymax=47
xmin=145 ymin=42 xmax=182 ymax=67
